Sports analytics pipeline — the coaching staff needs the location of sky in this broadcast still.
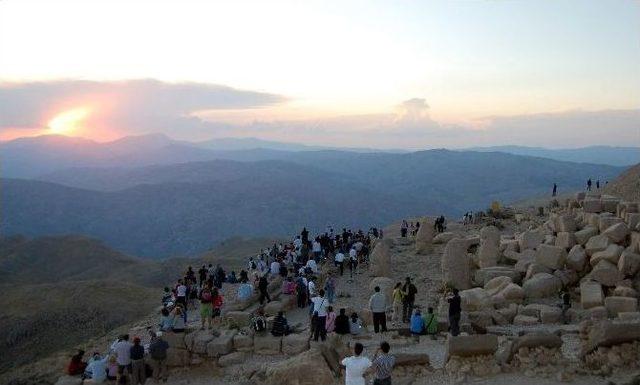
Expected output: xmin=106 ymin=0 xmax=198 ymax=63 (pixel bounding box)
xmin=0 ymin=0 xmax=638 ymax=148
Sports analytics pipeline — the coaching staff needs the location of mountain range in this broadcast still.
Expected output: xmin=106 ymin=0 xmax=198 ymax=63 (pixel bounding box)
xmin=1 ymin=133 xmax=627 ymax=257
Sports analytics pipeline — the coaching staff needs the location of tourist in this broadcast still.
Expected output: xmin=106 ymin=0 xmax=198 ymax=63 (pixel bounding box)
xmin=258 ymin=274 xmax=271 ymax=305
xmin=400 ymin=220 xmax=408 ymax=238
xmin=296 ymin=275 xmax=308 ymax=308
xmin=371 ymin=341 xmax=395 ymax=385
xmin=252 ymin=308 xmax=267 ymax=333
xmin=198 ymin=265 xmax=208 ymax=287
xmin=326 ymin=306 xmax=337 ymax=333
xmin=587 ymin=178 xmax=592 ymax=191
xmin=448 ymin=288 xmax=461 ymax=336
xmin=349 ymin=313 xmax=363 ymax=335
xmin=335 ymin=250 xmax=345 ymax=276
xmin=324 ymin=274 xmax=336 ymax=303
xmin=312 ymin=237 xmax=322 ymax=262
xmin=129 ymin=337 xmax=145 ymax=385
xmin=106 ymin=355 xmax=118 ymax=382
xmin=335 ymin=308 xmax=351 ymax=335
xmin=391 ymin=282 xmax=404 ymax=326
xmin=349 ymin=247 xmax=358 ymax=278
xmin=306 ymin=257 xmax=318 ymax=274
xmin=369 ymin=286 xmax=387 ymax=333
xmin=175 ymin=280 xmax=187 ymax=309
xmin=270 ymin=258 xmax=280 ymax=275
xmin=66 ymin=349 xmax=87 ymax=376
xmin=199 ymin=285 xmax=213 ymax=330
xmin=239 ymin=269 xmax=249 ymax=283
xmin=307 ymin=276 xmax=317 ymax=298
xmin=401 ymin=277 xmax=417 ymax=323
xmin=552 ymin=183 xmax=557 ymax=197
xmin=161 ymin=287 xmax=172 ymax=307
xmin=301 ymin=227 xmax=309 ymax=243
xmin=114 ymin=335 xmax=132 ymax=381
xmin=148 ymin=332 xmax=169 ymax=383
xmin=424 ymin=307 xmax=438 ymax=338
xmin=596 ymin=179 xmax=600 ymax=189
xmin=341 ymin=343 xmax=372 ymax=385
xmin=271 ymin=311 xmax=291 ymax=336
xmin=410 ymin=309 xmax=425 ymax=342
xmin=85 ymin=352 xmax=108 ymax=382
xmin=171 ymin=306 xmax=186 ymax=333
xmin=282 ymin=276 xmax=296 ymax=295
xmin=237 ymin=280 xmax=253 ymax=301
xmin=311 ymin=289 xmax=329 ymax=341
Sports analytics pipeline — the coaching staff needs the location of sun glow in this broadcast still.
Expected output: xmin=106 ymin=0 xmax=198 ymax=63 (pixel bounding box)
xmin=47 ymin=107 xmax=90 ymax=135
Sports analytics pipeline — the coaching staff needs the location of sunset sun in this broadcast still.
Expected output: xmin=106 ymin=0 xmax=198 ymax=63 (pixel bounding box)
xmin=47 ymin=107 xmax=90 ymax=135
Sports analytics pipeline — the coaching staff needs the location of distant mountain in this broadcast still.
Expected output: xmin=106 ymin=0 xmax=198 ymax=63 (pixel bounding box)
xmin=466 ymin=145 xmax=640 ymax=166
xmin=4 ymin=150 xmax=623 ymax=257
xmin=196 ymin=136 xmax=405 ymax=153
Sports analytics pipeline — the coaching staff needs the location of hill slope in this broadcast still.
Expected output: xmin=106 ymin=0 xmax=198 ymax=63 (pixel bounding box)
xmin=603 ymin=163 xmax=640 ymax=202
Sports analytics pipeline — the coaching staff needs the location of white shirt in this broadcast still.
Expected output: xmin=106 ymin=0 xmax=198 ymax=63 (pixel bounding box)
xmin=114 ymin=340 xmax=133 ymax=365
xmin=354 ymin=242 xmax=363 ymax=252
xmin=294 ymin=238 xmax=302 ymax=249
xmin=311 ymin=296 xmax=328 ymax=317
xmin=312 ymin=241 xmax=321 ymax=252
xmin=335 ymin=253 xmax=345 ymax=263
xmin=341 ymin=356 xmax=372 ymax=385
xmin=349 ymin=249 xmax=357 ymax=259
xmin=270 ymin=261 xmax=280 ymax=275
xmin=307 ymin=280 xmax=317 ymax=296
xmin=176 ymin=284 xmax=187 ymax=297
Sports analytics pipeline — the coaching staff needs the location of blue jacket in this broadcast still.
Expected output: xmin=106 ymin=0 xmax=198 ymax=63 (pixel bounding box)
xmin=410 ymin=314 xmax=425 ymax=334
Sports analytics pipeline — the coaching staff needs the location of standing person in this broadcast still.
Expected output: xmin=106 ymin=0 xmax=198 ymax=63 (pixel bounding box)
xmin=212 ymin=288 xmax=224 ymax=324
xmin=296 ymin=275 xmax=307 ymax=308
xmin=301 ymin=227 xmax=309 ymax=243
xmin=552 ymin=183 xmax=557 ymax=197
xmin=371 ymin=341 xmax=395 ymax=385
xmin=312 ymin=237 xmax=322 ymax=262
xmin=148 ymin=332 xmax=169 ymax=383
xmin=324 ymin=274 xmax=336 ymax=304
xmin=335 ymin=251 xmax=345 ymax=276
xmin=326 ymin=306 xmax=337 ymax=333
xmin=114 ymin=335 xmax=133 ymax=382
xmin=401 ymin=277 xmax=417 ymax=323
xmin=175 ymin=280 xmax=187 ymax=309
xmin=410 ymin=309 xmax=425 ymax=343
xmin=424 ymin=307 xmax=438 ymax=339
xmin=334 ymin=308 xmax=351 ymax=335
xmin=199 ymin=285 xmax=213 ymax=330
xmin=596 ymin=180 xmax=600 ymax=189
xmin=369 ymin=286 xmax=387 ymax=333
xmin=341 ymin=343 xmax=372 ymax=385
xmin=447 ymin=288 xmax=462 ymax=336
xmin=311 ymin=289 xmax=329 ymax=341
xmin=349 ymin=247 xmax=358 ymax=278
xmin=198 ymin=265 xmax=208 ymax=287
xmin=129 ymin=337 xmax=146 ymax=385
xmin=391 ymin=282 xmax=404 ymax=326
xmin=587 ymin=178 xmax=592 ymax=191
xmin=258 ymin=275 xmax=271 ymax=305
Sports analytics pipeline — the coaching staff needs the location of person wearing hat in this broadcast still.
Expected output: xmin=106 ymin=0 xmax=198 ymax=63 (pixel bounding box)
xmin=130 ymin=336 xmax=146 ymax=384
xmin=148 ymin=332 xmax=169 ymax=382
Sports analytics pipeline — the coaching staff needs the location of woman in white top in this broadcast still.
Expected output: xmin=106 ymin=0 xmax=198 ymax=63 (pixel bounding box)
xmin=341 ymin=343 xmax=371 ymax=385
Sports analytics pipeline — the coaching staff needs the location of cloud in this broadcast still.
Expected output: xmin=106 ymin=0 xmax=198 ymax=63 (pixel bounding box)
xmin=0 ymin=79 xmax=286 ymax=134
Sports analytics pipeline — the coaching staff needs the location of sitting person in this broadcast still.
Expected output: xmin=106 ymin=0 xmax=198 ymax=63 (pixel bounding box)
xmin=159 ymin=308 xmax=172 ymax=331
xmin=349 ymin=313 xmax=363 ymax=335
xmin=410 ymin=308 xmax=425 ymax=342
xmin=84 ymin=352 xmax=108 ymax=382
xmin=423 ymin=306 xmax=438 ymax=338
xmin=161 ymin=287 xmax=173 ymax=307
xmin=271 ymin=311 xmax=291 ymax=336
xmin=171 ymin=306 xmax=186 ymax=333
xmin=251 ymin=308 xmax=267 ymax=334
xmin=237 ymin=281 xmax=254 ymax=301
xmin=67 ymin=349 xmax=87 ymax=375
xmin=334 ymin=308 xmax=351 ymax=335
xmin=227 ymin=271 xmax=238 ymax=284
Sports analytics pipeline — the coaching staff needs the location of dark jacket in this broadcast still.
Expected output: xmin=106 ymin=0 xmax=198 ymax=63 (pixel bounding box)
xmin=130 ymin=344 xmax=145 ymax=360
xmin=334 ymin=314 xmax=350 ymax=335
xmin=149 ymin=338 xmax=169 ymax=360
xmin=271 ymin=315 xmax=289 ymax=336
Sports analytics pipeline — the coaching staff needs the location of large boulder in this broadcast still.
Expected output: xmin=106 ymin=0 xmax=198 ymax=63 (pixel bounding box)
xmin=618 ymin=249 xmax=640 ymax=277
xmin=166 ymin=347 xmax=190 ymax=367
xmin=394 ymin=352 xmax=431 ymax=367
xmin=460 ymin=287 xmax=492 ymax=311
xmin=370 ymin=238 xmax=393 ymax=277
xmin=555 ymin=232 xmax=576 ymax=250
xmin=368 ymin=276 xmax=394 ymax=305
xmin=184 ymin=330 xmax=215 ymax=354
xmin=282 ymin=333 xmax=310 ymax=355
xmin=599 ymin=216 xmax=624 ymax=233
xmin=232 ymin=333 xmax=254 ymax=352
xmin=475 ymin=266 xmax=520 ymax=286
xmin=54 ymin=376 xmax=82 ymax=385
xmin=567 ymin=245 xmax=587 ymax=272
xmin=604 ymin=296 xmax=638 ymax=317
xmin=534 ymin=244 xmax=567 ymax=270
xmin=262 ymin=348 xmax=334 ymax=385
xmin=580 ymin=281 xmax=604 ymax=309
xmin=513 ymin=332 xmax=562 ymax=351
xmin=518 ymin=230 xmax=545 ymax=250
xmin=585 ymin=234 xmax=611 ymax=257
xmin=446 ymin=335 xmax=498 ymax=359
xmin=478 ymin=226 xmax=501 ymax=268
xmin=522 ymin=273 xmax=562 ymax=298
xmin=587 ymin=320 xmax=640 ymax=351
xmin=575 ymin=226 xmax=598 ymax=246
xmin=484 ymin=276 xmax=512 ymax=297
xmin=224 ymin=311 xmax=252 ymax=328
xmin=206 ymin=331 xmax=236 ymax=357
xmin=434 ymin=232 xmax=457 ymax=244
xmin=590 ymin=260 xmax=622 ymax=286
xmin=415 ymin=217 xmax=435 ymax=254
xmin=583 ymin=198 xmax=602 ymax=213
xmin=254 ymin=334 xmax=282 ymax=355
xmin=514 ymin=315 xmax=539 ymax=326
xmin=603 ymin=222 xmax=630 ymax=243
xmin=590 ymin=244 xmax=624 ymax=266
xmin=524 ymin=263 xmax=553 ymax=280
xmin=442 ymin=238 xmax=472 ymax=290
xmin=555 ymin=214 xmax=577 ymax=232
xmin=163 ymin=332 xmax=186 ymax=349
xmin=218 ymin=351 xmax=247 ymax=367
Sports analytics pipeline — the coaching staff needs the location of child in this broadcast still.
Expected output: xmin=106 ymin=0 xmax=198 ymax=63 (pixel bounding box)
xmin=424 ymin=306 xmax=438 ymax=339
xmin=107 ymin=355 xmax=118 ymax=382
xmin=410 ymin=308 xmax=425 ymax=343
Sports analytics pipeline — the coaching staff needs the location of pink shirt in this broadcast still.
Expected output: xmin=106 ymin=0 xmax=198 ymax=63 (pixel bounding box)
xmin=325 ymin=311 xmax=337 ymax=332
